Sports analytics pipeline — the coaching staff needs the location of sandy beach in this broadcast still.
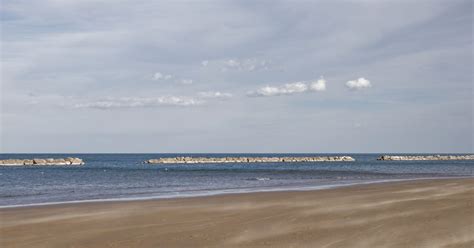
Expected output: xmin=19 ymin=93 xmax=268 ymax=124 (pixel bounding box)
xmin=1 ymin=178 xmax=473 ymax=248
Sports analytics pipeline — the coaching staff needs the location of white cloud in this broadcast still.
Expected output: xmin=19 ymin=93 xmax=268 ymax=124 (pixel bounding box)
xmin=198 ymin=91 xmax=233 ymax=99
xmin=219 ymin=58 xmax=270 ymax=71
xmin=248 ymin=78 xmax=326 ymax=97
xmin=225 ymin=59 xmax=240 ymax=68
xmin=153 ymin=72 xmax=173 ymax=80
xmin=153 ymin=72 xmax=163 ymax=80
xmin=249 ymin=82 xmax=307 ymax=97
xmin=346 ymin=77 xmax=371 ymax=90
xmin=73 ymin=96 xmax=202 ymax=109
xmin=201 ymin=60 xmax=209 ymax=66
xmin=180 ymin=79 xmax=193 ymax=85
xmin=309 ymin=78 xmax=326 ymax=91
xmin=153 ymin=72 xmax=191 ymax=85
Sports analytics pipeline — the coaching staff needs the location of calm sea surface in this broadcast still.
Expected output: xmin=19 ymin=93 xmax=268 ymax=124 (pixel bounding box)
xmin=1 ymin=154 xmax=472 ymax=207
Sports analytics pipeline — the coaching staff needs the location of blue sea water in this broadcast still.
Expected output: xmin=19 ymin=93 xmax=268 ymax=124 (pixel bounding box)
xmin=0 ymin=154 xmax=472 ymax=207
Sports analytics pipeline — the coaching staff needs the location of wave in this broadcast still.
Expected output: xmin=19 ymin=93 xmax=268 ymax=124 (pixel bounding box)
xmin=246 ymin=177 xmax=271 ymax=181
xmin=1 ymin=176 xmax=470 ymax=209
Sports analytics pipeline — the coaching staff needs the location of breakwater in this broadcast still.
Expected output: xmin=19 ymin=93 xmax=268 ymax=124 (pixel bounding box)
xmin=146 ymin=156 xmax=355 ymax=164
xmin=377 ymin=155 xmax=474 ymax=161
xmin=0 ymin=158 xmax=85 ymax=166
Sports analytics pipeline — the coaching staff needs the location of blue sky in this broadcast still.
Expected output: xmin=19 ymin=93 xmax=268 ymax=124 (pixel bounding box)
xmin=0 ymin=0 xmax=472 ymax=153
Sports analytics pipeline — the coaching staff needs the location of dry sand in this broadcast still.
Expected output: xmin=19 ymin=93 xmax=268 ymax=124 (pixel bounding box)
xmin=1 ymin=178 xmax=473 ymax=248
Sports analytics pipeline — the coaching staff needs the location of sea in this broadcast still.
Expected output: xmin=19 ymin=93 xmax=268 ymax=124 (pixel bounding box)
xmin=1 ymin=153 xmax=472 ymax=207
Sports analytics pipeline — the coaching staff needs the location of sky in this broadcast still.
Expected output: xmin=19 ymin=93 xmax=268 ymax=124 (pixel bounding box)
xmin=0 ymin=0 xmax=472 ymax=153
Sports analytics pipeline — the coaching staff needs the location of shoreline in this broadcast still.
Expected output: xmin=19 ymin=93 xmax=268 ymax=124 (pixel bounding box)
xmin=1 ymin=176 xmax=471 ymax=209
xmin=1 ymin=177 xmax=472 ymax=248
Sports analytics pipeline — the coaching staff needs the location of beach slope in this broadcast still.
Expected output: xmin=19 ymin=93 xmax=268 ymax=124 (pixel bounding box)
xmin=1 ymin=178 xmax=473 ymax=248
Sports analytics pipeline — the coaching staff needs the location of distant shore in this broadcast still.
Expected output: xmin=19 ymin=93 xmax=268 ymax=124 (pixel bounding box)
xmin=1 ymin=178 xmax=472 ymax=248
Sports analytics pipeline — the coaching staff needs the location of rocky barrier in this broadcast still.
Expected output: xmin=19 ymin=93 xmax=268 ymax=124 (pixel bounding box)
xmin=146 ymin=156 xmax=355 ymax=164
xmin=0 ymin=158 xmax=85 ymax=166
xmin=377 ymin=155 xmax=474 ymax=161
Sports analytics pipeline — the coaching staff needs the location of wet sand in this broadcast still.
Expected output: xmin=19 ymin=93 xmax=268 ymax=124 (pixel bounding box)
xmin=1 ymin=178 xmax=473 ymax=248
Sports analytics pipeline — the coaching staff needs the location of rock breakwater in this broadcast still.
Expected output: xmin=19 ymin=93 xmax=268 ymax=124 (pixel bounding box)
xmin=146 ymin=156 xmax=355 ymax=164
xmin=0 ymin=158 xmax=85 ymax=166
xmin=377 ymin=155 xmax=474 ymax=161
